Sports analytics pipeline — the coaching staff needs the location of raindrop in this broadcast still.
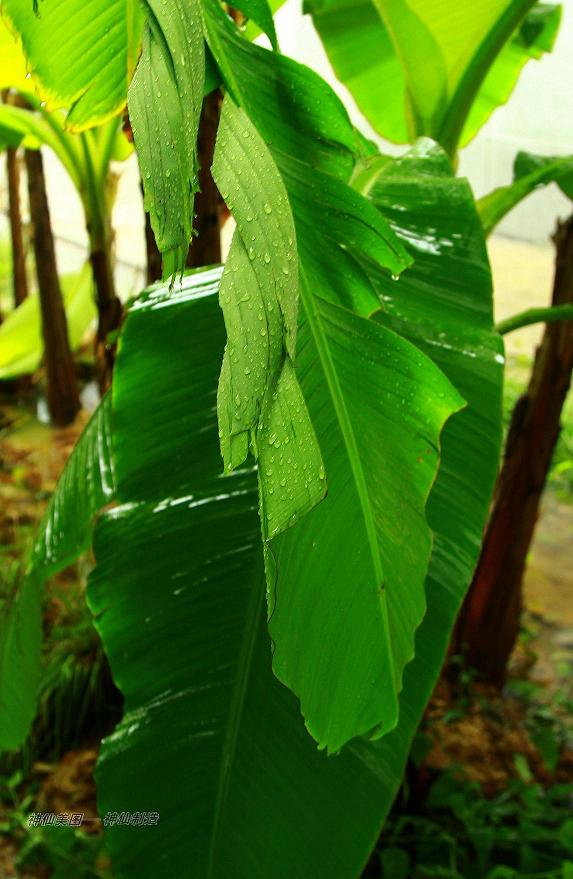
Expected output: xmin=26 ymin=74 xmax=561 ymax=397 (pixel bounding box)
xmin=263 ymin=203 xmax=272 ymax=214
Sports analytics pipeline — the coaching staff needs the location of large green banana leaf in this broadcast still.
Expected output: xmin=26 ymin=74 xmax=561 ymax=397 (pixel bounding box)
xmin=478 ymin=149 xmax=573 ymax=235
xmin=14 ymin=268 xmax=435 ymax=876
xmin=22 ymin=132 xmax=502 ymax=869
xmin=201 ymin=5 xmax=467 ymax=752
xmin=0 ymin=0 xmax=144 ymax=130
xmin=86 ymin=269 xmax=413 ymax=879
xmin=355 ymin=139 xmax=503 ymax=790
xmin=1 ymin=0 xmax=463 ymax=752
xmin=306 ymin=0 xmax=561 ymax=154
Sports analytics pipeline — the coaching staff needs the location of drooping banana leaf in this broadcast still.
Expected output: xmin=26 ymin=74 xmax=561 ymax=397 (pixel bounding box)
xmin=0 ymin=0 xmax=144 ymax=130
xmin=128 ymin=0 xmax=204 ymax=277
xmin=203 ymin=4 xmax=467 ymax=752
xmin=16 ymin=135 xmax=504 ymax=870
xmin=212 ymin=96 xmax=326 ymax=537
xmin=355 ymin=138 xmax=503 ymax=789
xmin=306 ymin=0 xmax=561 ymax=154
xmin=478 ymin=149 xmax=573 ymax=235
xmin=22 ymin=142 xmax=502 ymax=865
xmin=16 ymin=268 xmax=450 ymax=877
xmin=0 ymin=395 xmax=113 ymax=750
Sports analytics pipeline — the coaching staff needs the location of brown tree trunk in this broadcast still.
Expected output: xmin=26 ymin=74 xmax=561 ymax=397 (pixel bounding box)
xmin=7 ymin=147 xmax=29 ymax=307
xmin=186 ymin=90 xmax=223 ymax=268
xmin=25 ymin=148 xmax=80 ymax=426
xmin=455 ymin=215 xmax=573 ymax=685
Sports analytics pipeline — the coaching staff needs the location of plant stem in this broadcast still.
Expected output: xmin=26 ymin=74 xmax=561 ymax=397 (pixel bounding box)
xmin=496 ymin=304 xmax=573 ymax=336
xmin=25 ymin=148 xmax=80 ymax=426
xmin=454 ymin=214 xmax=573 ymax=684
xmin=6 ymin=146 xmax=29 ymax=307
xmin=79 ymin=132 xmax=122 ymax=391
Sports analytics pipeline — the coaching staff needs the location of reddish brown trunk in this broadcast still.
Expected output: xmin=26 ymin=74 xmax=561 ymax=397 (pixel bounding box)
xmin=455 ymin=215 xmax=573 ymax=685
xmin=7 ymin=147 xmax=29 ymax=307
xmin=25 ymin=148 xmax=80 ymax=426
xmin=186 ymin=91 xmax=223 ymax=268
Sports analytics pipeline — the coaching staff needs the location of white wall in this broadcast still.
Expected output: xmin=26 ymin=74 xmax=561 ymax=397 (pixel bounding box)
xmin=274 ymin=0 xmax=573 ymax=243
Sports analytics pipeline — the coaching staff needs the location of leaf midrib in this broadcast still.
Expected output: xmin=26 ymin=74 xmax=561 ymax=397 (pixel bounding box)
xmin=298 ymin=267 xmax=394 ymax=675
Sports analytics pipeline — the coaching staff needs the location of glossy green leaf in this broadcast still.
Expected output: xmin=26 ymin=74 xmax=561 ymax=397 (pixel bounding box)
xmin=0 ymin=119 xmax=24 ymax=148
xmin=129 ymin=0 xmax=204 ymax=277
xmin=31 ymin=394 xmax=115 ymax=576
xmin=478 ymin=150 xmax=573 ymax=234
xmin=0 ymin=13 xmax=30 ymax=92
xmin=0 ymin=571 xmax=41 ymax=751
xmin=374 ymin=0 xmax=546 ymax=154
xmin=306 ymin=0 xmax=409 ymax=143
xmin=0 ymin=0 xmax=144 ymax=130
xmin=85 ymin=270 xmax=411 ymax=879
xmin=212 ymin=96 xmax=325 ymax=537
xmin=229 ymin=0 xmax=278 ymax=48
xmin=269 ymin=286 xmax=464 ymax=751
xmin=306 ymin=0 xmax=560 ymax=154
xmin=0 ymin=102 xmax=67 ymax=166
xmin=203 ymin=6 xmax=468 ymax=751
xmin=460 ymin=4 xmax=561 ymax=146
xmin=0 ymin=101 xmax=130 ymax=205
xmin=0 ymin=396 xmax=114 ymax=750
xmin=22 ymin=169 xmax=502 ymax=859
xmin=356 ymin=138 xmax=503 ymax=806
xmin=0 ymin=268 xmax=97 ymax=379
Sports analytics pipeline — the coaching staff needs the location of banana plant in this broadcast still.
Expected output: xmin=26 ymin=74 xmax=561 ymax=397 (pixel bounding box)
xmin=307 ymin=0 xmax=573 ymax=687
xmin=0 ymin=2 xmax=504 ymax=876
xmin=306 ymin=0 xmax=561 ymax=158
xmin=0 ymin=17 xmax=132 ymax=382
